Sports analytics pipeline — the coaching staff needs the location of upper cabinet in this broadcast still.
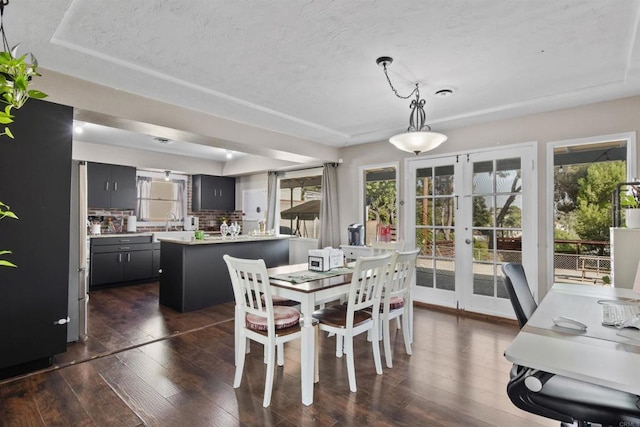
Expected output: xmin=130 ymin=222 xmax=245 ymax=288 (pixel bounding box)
xmin=88 ymin=162 xmax=136 ymax=209
xmin=192 ymin=175 xmax=236 ymax=211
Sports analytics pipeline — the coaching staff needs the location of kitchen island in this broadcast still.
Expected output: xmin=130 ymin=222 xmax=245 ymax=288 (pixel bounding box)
xmin=158 ymin=235 xmax=291 ymax=312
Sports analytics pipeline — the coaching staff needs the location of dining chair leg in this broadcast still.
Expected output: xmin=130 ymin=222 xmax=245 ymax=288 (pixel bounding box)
xmin=277 ymin=342 xmax=285 ymax=366
xmin=402 ymin=311 xmax=412 ymax=355
xmin=345 ymin=335 xmax=357 ymax=393
xmin=234 ymin=332 xmax=247 ymax=388
xmin=336 ymin=334 xmax=344 ymax=358
xmin=263 ymin=343 xmax=276 ymax=408
xmin=383 ymin=316 xmax=393 ymax=368
xmin=372 ymin=320 xmax=383 ymax=375
xmin=314 ymin=324 xmax=319 ymax=383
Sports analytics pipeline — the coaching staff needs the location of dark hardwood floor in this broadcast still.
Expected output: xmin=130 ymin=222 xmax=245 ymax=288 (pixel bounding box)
xmin=0 ymin=282 xmax=556 ymax=426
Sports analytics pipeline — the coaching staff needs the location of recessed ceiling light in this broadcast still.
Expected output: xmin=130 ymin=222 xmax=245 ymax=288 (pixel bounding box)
xmin=153 ymin=137 xmax=171 ymax=144
xmin=226 ymin=151 xmax=233 ymax=159
xmin=435 ymin=88 xmax=454 ymax=97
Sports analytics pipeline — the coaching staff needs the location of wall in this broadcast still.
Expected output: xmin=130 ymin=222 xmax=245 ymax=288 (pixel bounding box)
xmin=337 ymin=94 xmax=640 ymax=300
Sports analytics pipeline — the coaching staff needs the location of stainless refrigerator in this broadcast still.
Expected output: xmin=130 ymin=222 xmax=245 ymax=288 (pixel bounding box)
xmin=67 ymin=160 xmax=88 ymax=342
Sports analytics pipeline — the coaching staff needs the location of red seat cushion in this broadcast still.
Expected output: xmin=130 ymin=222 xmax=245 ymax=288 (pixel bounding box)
xmin=246 ymin=306 xmax=300 ymax=331
xmin=383 ymin=296 xmax=405 ymax=311
xmin=260 ymin=294 xmax=299 ymax=306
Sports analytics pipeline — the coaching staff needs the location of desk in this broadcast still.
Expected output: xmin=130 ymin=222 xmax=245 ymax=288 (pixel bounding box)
xmin=504 ymin=284 xmax=640 ymax=396
xmin=268 ymin=263 xmax=353 ymax=406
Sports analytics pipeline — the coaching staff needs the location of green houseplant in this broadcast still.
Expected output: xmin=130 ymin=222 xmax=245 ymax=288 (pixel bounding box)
xmin=620 ymin=187 xmax=640 ymax=228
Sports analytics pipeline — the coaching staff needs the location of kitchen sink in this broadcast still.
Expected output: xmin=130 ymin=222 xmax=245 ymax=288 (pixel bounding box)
xmin=152 ymin=231 xmax=195 ymax=242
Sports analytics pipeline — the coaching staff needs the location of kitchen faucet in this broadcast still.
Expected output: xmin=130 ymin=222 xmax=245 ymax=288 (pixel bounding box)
xmin=165 ymin=211 xmax=178 ymax=231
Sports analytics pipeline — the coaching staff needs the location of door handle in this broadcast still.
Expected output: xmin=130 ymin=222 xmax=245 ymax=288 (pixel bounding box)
xmin=105 ymin=181 xmax=109 ymax=191
xmin=465 ymin=238 xmax=472 ymax=244
xmin=127 ymin=253 xmax=131 ymax=262
xmin=118 ymin=253 xmax=122 ymax=263
xmin=114 ymin=181 xmax=118 ymax=191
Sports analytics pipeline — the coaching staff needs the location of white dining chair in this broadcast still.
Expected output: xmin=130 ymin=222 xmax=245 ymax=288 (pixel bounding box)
xmin=312 ymin=252 xmax=392 ymax=393
xmin=370 ymin=240 xmax=404 ymax=255
xmin=380 ymin=248 xmax=419 ymax=368
xmin=223 ymin=254 xmax=302 ymax=407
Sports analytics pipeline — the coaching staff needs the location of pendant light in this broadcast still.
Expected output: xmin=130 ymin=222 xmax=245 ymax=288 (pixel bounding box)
xmin=376 ymin=56 xmax=447 ymax=155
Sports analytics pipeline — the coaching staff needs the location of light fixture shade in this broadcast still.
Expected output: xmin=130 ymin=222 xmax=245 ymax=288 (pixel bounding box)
xmin=389 ymin=131 xmax=448 ymax=155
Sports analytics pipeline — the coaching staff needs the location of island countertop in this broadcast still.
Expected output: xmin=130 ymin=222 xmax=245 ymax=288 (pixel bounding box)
xmin=156 ymin=234 xmax=292 ymax=245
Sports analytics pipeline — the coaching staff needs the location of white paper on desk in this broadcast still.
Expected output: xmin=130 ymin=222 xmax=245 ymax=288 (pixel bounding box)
xmin=616 ymin=328 xmax=640 ymax=342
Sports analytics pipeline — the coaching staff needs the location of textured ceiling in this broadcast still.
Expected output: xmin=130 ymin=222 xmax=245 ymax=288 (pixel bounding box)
xmin=8 ymin=0 xmax=640 ymax=162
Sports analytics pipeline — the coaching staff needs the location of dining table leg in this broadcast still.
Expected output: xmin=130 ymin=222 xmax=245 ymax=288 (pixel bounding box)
xmin=300 ymin=296 xmax=315 ymax=405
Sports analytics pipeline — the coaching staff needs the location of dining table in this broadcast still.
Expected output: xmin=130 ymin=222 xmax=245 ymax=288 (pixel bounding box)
xmin=267 ymin=263 xmax=354 ymax=406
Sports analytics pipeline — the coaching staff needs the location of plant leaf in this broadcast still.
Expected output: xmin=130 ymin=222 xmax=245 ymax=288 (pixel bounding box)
xmin=4 ymin=127 xmax=13 ymax=138
xmin=0 ymin=260 xmax=17 ymax=268
xmin=27 ymin=90 xmax=47 ymax=99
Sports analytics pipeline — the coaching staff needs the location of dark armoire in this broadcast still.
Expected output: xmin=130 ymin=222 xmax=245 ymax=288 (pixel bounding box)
xmin=0 ymin=99 xmax=73 ymax=377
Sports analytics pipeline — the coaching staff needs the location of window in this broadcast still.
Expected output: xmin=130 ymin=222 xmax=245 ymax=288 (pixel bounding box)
xmin=136 ymin=171 xmax=187 ymax=222
xmin=360 ymin=164 xmax=398 ymax=245
xmin=279 ymin=169 xmax=322 ymax=237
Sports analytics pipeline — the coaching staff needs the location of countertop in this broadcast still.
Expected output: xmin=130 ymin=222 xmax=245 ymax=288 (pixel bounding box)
xmin=157 ymin=234 xmax=292 ymax=245
xmin=89 ymin=232 xmax=153 ymax=239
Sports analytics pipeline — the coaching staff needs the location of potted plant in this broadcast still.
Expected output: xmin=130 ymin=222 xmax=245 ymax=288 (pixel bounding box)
xmin=620 ymin=186 xmax=640 ymax=228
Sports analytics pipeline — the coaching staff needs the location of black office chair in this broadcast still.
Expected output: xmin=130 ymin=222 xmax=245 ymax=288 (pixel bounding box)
xmin=501 ymin=263 xmax=640 ymax=427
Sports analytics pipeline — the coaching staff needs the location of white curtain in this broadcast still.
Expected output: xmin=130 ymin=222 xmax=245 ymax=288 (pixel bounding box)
xmin=266 ymin=171 xmax=279 ymax=231
xmin=319 ymin=163 xmax=340 ymax=248
xmin=173 ymin=179 xmax=187 ymax=220
xmin=136 ymin=176 xmax=153 ymax=220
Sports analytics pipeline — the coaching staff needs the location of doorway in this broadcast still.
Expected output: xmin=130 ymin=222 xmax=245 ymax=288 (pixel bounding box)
xmin=405 ymin=144 xmax=537 ymax=318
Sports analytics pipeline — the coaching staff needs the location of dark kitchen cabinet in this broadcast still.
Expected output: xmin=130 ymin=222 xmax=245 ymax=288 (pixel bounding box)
xmin=152 ymin=242 xmax=161 ymax=278
xmin=90 ymin=236 xmax=153 ymax=288
xmin=88 ymin=162 xmax=136 ymax=209
xmin=192 ymin=174 xmax=236 ymax=211
xmin=0 ymin=100 xmax=73 ymax=376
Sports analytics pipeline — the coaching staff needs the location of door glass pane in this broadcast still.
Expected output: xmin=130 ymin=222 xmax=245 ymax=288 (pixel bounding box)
xmin=434 ymin=166 xmax=454 ymax=195
xmin=473 ymin=261 xmax=495 ymax=296
xmin=435 ymin=259 xmax=455 ymax=290
xmin=416 ymin=168 xmax=433 ymax=193
xmin=473 ymin=195 xmax=494 ymax=227
xmin=496 ymin=194 xmax=522 ymax=228
xmin=473 ymin=161 xmax=493 ymax=194
xmin=434 ymin=197 xmax=454 ymax=227
xmin=415 ymin=197 xmax=433 ymax=226
xmin=496 ymin=158 xmax=522 ymax=193
xmin=416 ymin=255 xmax=434 ymax=288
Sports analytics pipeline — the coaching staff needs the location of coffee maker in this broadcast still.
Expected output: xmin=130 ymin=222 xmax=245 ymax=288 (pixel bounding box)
xmin=348 ymin=223 xmax=364 ymax=246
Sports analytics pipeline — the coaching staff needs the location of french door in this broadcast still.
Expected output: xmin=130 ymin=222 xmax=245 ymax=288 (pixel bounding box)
xmin=405 ymin=145 xmax=536 ymax=318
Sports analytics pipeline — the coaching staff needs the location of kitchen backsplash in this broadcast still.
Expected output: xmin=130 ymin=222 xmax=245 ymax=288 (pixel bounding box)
xmin=87 ymin=209 xmax=243 ymax=234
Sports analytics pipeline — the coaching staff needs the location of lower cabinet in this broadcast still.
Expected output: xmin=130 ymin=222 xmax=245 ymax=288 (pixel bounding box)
xmin=152 ymin=242 xmax=161 ymax=278
xmin=90 ymin=236 xmax=154 ymax=289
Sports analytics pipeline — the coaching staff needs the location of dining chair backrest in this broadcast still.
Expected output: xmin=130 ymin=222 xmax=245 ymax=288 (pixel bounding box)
xmin=345 ymin=253 xmax=393 ymax=326
xmin=224 ymin=255 xmax=277 ymax=333
xmin=385 ymin=248 xmax=420 ymax=301
xmin=370 ymin=240 xmax=404 ymax=256
xmin=501 ymin=263 xmax=537 ymax=328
